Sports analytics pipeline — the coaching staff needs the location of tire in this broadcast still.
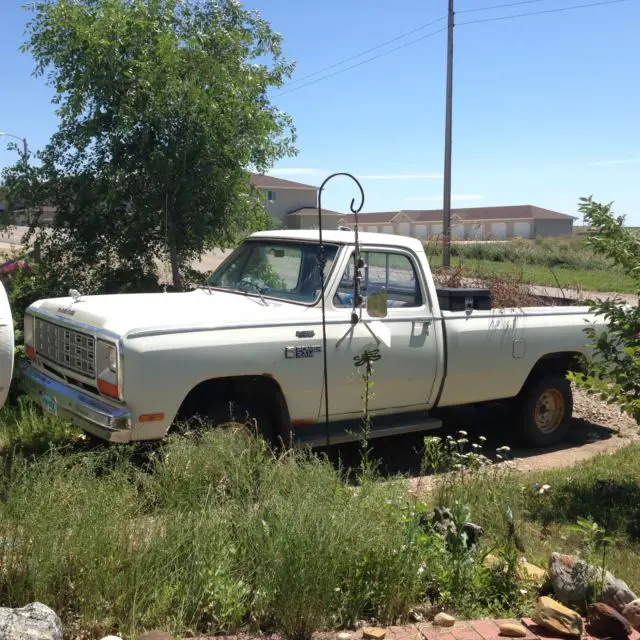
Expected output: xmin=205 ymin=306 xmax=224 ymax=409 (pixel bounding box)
xmin=517 ymin=373 xmax=573 ymax=447
xmin=204 ymin=397 xmax=275 ymax=444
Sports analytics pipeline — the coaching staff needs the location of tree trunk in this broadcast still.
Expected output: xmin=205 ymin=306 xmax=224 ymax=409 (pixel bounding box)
xmin=169 ymin=237 xmax=181 ymax=290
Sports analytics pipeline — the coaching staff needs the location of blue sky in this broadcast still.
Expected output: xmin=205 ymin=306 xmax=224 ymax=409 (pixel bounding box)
xmin=1 ymin=0 xmax=639 ymax=222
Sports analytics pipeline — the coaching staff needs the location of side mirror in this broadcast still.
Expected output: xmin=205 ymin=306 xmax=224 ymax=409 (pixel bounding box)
xmin=366 ymin=289 xmax=388 ymax=318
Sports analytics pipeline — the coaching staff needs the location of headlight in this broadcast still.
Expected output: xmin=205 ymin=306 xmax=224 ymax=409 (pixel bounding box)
xmin=97 ymin=340 xmax=120 ymax=399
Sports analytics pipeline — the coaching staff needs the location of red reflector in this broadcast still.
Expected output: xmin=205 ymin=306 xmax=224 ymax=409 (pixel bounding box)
xmin=97 ymin=378 xmax=119 ymax=399
xmin=25 ymin=345 xmax=36 ymax=361
xmin=139 ymin=413 xmax=164 ymax=423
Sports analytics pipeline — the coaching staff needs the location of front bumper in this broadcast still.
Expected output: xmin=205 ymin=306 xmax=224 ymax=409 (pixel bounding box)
xmin=19 ymin=360 xmax=132 ymax=443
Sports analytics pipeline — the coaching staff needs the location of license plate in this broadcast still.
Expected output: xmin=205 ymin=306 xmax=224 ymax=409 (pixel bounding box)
xmin=41 ymin=393 xmax=58 ymax=416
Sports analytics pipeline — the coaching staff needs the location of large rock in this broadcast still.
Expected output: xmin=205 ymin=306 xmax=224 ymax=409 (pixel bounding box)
xmin=622 ymin=599 xmax=640 ymax=631
xmin=433 ymin=612 xmax=455 ymax=628
xmin=549 ymin=552 xmax=636 ymax=612
xmin=0 ymin=603 xmax=62 ymax=640
xmin=588 ymin=602 xmax=632 ymax=639
xmin=532 ymin=596 xmax=584 ymax=637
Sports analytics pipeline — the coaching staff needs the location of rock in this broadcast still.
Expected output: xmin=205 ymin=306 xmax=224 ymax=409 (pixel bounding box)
xmin=337 ymin=633 xmax=352 ymax=640
xmin=623 ymin=599 xmax=640 ymax=631
xmin=601 ymin=574 xmax=638 ymax=614
xmin=521 ymin=561 xmax=547 ymax=583
xmin=532 ymin=596 xmax=584 ymax=637
xmin=549 ymin=552 xmax=636 ymax=611
xmin=100 ymin=637 xmax=123 ymax=640
xmin=588 ymin=602 xmax=632 ymax=639
xmin=433 ymin=612 xmax=455 ymax=628
xmin=499 ymin=623 xmax=528 ymax=637
xmin=362 ymin=628 xmax=386 ymax=640
xmin=0 ymin=602 xmax=63 ymax=640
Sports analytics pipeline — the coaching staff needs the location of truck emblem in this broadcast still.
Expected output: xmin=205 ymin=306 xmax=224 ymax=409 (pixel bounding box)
xmin=295 ymin=330 xmax=315 ymax=338
xmin=57 ymin=306 xmax=76 ymax=316
xmin=285 ymin=345 xmax=321 ymax=359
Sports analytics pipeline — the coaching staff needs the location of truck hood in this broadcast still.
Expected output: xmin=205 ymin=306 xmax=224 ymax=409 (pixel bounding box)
xmin=29 ymin=288 xmax=316 ymax=337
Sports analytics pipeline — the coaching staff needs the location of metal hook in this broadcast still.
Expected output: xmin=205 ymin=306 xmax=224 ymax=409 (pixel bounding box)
xmin=316 ymin=172 xmax=366 ymax=447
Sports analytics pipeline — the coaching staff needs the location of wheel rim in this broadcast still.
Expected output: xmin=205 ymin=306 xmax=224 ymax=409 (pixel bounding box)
xmin=534 ymin=388 xmax=565 ymax=433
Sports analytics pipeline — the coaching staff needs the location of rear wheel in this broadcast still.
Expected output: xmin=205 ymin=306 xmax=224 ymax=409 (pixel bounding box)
xmin=517 ymin=373 xmax=573 ymax=447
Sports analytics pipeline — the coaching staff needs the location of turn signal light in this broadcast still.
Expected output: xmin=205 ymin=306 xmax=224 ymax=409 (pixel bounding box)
xmin=25 ymin=345 xmax=36 ymax=361
xmin=139 ymin=413 xmax=164 ymax=423
xmin=97 ymin=378 xmax=119 ymax=399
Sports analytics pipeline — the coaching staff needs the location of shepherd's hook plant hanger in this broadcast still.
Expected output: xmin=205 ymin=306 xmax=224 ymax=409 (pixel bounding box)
xmin=317 ymin=172 xmax=365 ymax=447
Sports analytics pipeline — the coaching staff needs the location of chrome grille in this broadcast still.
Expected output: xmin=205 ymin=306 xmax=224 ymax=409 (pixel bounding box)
xmin=35 ymin=318 xmax=96 ymax=377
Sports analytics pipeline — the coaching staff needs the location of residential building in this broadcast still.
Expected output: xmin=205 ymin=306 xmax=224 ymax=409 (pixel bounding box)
xmin=338 ymin=205 xmax=575 ymax=240
xmin=250 ymin=172 xmax=343 ymax=230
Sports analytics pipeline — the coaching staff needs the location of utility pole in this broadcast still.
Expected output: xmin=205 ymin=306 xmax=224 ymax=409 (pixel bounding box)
xmin=442 ymin=0 xmax=454 ymax=267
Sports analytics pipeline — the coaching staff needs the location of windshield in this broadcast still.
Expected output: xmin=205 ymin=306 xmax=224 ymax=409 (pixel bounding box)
xmin=206 ymin=240 xmax=339 ymax=304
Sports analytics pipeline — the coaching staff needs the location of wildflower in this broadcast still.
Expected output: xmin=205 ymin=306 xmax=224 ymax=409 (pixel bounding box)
xmin=497 ymin=445 xmax=511 ymax=453
xmin=472 ymin=443 xmax=481 ymax=450
xmin=458 ymin=430 xmax=468 ymax=437
xmin=334 ymin=587 xmax=342 ymax=592
xmin=479 ymin=435 xmax=487 ymax=442
xmin=520 ymin=588 xmax=529 ymax=595
xmin=417 ymin=563 xmax=426 ymax=575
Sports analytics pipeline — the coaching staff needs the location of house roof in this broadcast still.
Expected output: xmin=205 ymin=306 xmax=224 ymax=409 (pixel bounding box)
xmin=342 ymin=205 xmax=576 ymax=224
xmin=250 ymin=172 xmax=318 ymax=191
xmin=287 ymin=207 xmax=341 ymax=217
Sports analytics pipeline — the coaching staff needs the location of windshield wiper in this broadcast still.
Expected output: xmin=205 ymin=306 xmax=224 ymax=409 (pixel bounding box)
xmin=237 ymin=279 xmax=268 ymax=306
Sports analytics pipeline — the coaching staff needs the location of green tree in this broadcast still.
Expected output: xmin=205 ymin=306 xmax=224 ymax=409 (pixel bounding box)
xmin=568 ymin=197 xmax=640 ymax=423
xmin=3 ymin=0 xmax=295 ymax=293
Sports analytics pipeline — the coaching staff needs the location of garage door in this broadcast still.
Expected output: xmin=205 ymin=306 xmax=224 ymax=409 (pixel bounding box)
xmin=415 ymin=224 xmax=428 ymax=238
xmin=398 ymin=222 xmax=411 ymax=236
xmin=513 ymin=222 xmax=531 ymax=239
xmin=491 ymin=223 xmax=507 ymax=239
xmin=430 ymin=224 xmax=443 ymax=238
xmin=467 ymin=223 xmax=485 ymax=240
xmin=382 ymin=225 xmax=393 ymax=234
xmin=452 ymin=224 xmax=465 ymax=239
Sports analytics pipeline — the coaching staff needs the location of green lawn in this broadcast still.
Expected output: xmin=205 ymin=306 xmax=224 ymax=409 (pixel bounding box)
xmin=441 ymin=256 xmax=638 ymax=293
xmin=439 ymin=444 xmax=640 ymax=594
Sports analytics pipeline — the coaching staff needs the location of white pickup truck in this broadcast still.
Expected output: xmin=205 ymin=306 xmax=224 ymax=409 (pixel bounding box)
xmin=20 ymin=230 xmax=600 ymax=448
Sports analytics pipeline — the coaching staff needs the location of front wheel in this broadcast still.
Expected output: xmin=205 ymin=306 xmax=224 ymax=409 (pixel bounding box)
xmin=204 ymin=398 xmax=275 ymax=444
xmin=517 ymin=373 xmax=573 ymax=447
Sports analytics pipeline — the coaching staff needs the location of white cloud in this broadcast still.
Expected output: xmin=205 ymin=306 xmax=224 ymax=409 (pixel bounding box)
xmin=405 ymin=194 xmax=484 ymax=202
xmin=358 ymin=173 xmax=443 ymax=180
xmin=588 ymin=157 xmax=640 ymax=166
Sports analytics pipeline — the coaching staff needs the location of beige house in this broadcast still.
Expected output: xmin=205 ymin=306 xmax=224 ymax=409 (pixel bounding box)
xmin=250 ymin=173 xmax=341 ymax=229
xmin=339 ymin=205 xmax=575 ymax=240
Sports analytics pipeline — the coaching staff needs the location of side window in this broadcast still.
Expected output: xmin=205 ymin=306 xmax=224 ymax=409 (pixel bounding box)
xmin=333 ymin=251 xmax=423 ymax=308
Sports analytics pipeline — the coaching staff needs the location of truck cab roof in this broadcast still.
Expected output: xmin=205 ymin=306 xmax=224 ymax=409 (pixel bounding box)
xmin=249 ymin=229 xmax=426 ymax=253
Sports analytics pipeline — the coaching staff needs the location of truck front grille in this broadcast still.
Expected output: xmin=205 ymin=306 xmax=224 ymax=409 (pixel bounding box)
xmin=35 ymin=318 xmax=96 ymax=378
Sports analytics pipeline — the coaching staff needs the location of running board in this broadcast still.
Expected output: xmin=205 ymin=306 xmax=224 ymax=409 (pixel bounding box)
xmin=294 ymin=412 xmax=443 ymax=448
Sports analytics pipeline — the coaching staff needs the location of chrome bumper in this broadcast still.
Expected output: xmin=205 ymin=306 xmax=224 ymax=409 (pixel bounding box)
xmin=19 ymin=361 xmax=132 ymax=443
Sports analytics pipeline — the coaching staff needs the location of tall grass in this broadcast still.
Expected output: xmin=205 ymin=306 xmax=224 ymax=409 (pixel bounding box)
xmin=426 ymin=236 xmax=617 ymax=273
xmin=0 ymin=429 xmax=438 ymax=638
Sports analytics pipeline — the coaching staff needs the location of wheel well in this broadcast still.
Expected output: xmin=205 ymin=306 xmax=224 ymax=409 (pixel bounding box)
xmin=520 ymin=351 xmax=584 ymax=394
xmin=176 ymin=375 xmax=291 ymax=438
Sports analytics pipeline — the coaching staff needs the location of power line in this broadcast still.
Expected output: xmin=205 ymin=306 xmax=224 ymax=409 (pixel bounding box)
xmin=457 ymin=0 xmax=545 ymax=14
xmin=283 ymin=15 xmax=446 ymax=88
xmin=458 ymin=0 xmax=631 ymax=25
xmin=273 ymin=0 xmax=631 ymax=97
xmin=281 ymin=0 xmax=548 ymax=91
xmin=273 ymin=27 xmax=447 ymax=97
